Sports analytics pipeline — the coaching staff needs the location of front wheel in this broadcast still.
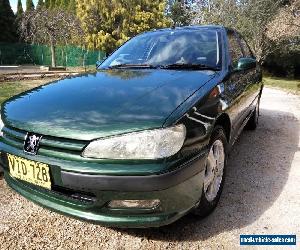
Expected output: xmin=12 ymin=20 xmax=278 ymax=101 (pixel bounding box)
xmin=193 ymin=126 xmax=228 ymax=217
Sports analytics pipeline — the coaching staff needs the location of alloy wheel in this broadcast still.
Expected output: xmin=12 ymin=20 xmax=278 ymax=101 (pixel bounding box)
xmin=203 ymin=139 xmax=225 ymax=202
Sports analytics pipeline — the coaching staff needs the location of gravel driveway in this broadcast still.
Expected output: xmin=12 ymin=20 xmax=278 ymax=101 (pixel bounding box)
xmin=0 ymin=87 xmax=299 ymax=249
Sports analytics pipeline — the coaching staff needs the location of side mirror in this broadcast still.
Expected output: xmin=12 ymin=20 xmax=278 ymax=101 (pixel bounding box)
xmin=235 ymin=57 xmax=257 ymax=71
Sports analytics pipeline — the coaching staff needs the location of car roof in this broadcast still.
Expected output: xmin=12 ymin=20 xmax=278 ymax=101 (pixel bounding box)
xmin=138 ymin=25 xmax=231 ymax=37
xmin=152 ymin=25 xmax=227 ymax=32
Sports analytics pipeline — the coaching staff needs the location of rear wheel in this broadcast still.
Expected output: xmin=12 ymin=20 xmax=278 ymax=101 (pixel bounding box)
xmin=193 ymin=126 xmax=228 ymax=217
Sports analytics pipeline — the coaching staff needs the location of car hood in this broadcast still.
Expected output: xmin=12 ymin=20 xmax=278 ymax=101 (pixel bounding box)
xmin=2 ymin=69 xmax=216 ymax=140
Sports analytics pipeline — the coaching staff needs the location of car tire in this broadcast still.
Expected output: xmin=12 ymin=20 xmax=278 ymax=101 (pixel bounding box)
xmin=193 ymin=125 xmax=228 ymax=217
xmin=245 ymin=101 xmax=260 ymax=130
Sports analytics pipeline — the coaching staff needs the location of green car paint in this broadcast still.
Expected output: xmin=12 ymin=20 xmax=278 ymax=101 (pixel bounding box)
xmin=0 ymin=25 xmax=263 ymax=227
xmin=4 ymin=170 xmax=204 ymax=228
xmin=1 ymin=69 xmax=216 ymax=140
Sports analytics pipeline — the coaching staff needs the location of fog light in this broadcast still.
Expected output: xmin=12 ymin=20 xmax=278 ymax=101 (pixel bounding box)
xmin=108 ymin=199 xmax=160 ymax=209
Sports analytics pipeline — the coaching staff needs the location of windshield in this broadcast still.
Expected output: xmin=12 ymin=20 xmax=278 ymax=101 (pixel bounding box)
xmin=100 ymin=29 xmax=222 ymax=69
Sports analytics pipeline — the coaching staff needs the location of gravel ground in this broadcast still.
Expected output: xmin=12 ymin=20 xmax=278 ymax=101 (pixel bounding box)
xmin=0 ymin=87 xmax=299 ymax=249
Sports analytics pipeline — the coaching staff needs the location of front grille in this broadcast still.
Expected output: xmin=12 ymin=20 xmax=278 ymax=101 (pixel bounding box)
xmin=1 ymin=126 xmax=88 ymax=160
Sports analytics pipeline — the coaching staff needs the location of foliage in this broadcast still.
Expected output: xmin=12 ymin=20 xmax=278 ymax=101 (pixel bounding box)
xmin=17 ymin=0 xmax=24 ymax=17
xmin=26 ymin=0 xmax=35 ymax=11
xmin=191 ymin=0 xmax=288 ymax=63
xmin=0 ymin=0 xmax=17 ymax=43
xmin=236 ymin=0 xmax=283 ymax=62
xmin=264 ymin=37 xmax=300 ymax=78
xmin=167 ymin=0 xmax=193 ymax=26
xmin=36 ymin=0 xmax=44 ymax=9
xmin=19 ymin=9 xmax=83 ymax=66
xmin=55 ymin=0 xmax=61 ymax=8
xmin=59 ymin=0 xmax=69 ymax=10
xmin=50 ymin=0 xmax=56 ymax=9
xmin=77 ymin=0 xmax=171 ymax=53
xmin=68 ymin=0 xmax=76 ymax=13
xmin=16 ymin=0 xmax=24 ymax=41
xmin=266 ymin=0 xmax=300 ymax=42
xmin=45 ymin=0 xmax=50 ymax=8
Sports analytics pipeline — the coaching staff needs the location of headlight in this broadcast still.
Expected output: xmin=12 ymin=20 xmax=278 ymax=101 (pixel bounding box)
xmin=82 ymin=124 xmax=186 ymax=160
xmin=0 ymin=112 xmax=4 ymax=136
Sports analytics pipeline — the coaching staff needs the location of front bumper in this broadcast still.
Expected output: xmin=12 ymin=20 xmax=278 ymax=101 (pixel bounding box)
xmin=0 ymin=143 xmax=207 ymax=228
xmin=4 ymin=168 xmax=205 ymax=228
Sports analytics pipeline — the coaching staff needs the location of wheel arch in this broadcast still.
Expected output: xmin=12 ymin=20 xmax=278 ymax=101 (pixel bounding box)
xmin=214 ymin=113 xmax=231 ymax=142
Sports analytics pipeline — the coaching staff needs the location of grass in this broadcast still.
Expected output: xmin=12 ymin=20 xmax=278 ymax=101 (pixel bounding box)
xmin=0 ymin=79 xmax=55 ymax=106
xmin=263 ymin=77 xmax=300 ymax=95
xmin=66 ymin=65 xmax=97 ymax=73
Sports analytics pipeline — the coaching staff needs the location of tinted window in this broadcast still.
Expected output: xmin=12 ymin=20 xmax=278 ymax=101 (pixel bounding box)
xmin=100 ymin=29 xmax=222 ymax=68
xmin=227 ymin=31 xmax=243 ymax=68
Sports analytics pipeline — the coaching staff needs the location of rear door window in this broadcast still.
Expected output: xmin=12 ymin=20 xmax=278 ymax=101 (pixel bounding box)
xmin=227 ymin=31 xmax=243 ymax=68
xmin=239 ymin=35 xmax=253 ymax=58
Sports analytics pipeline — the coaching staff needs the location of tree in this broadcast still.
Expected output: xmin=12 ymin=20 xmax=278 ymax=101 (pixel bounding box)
xmin=36 ymin=0 xmax=44 ymax=9
xmin=265 ymin=0 xmax=300 ymax=77
xmin=45 ymin=0 xmax=50 ymax=8
xmin=16 ymin=0 xmax=24 ymax=41
xmin=192 ymin=0 xmax=285 ymax=63
xmin=68 ymin=0 xmax=76 ymax=13
xmin=168 ymin=0 xmax=193 ymax=26
xmin=50 ymin=0 xmax=56 ymax=9
xmin=20 ymin=9 xmax=83 ymax=67
xmin=26 ymin=0 xmax=35 ymax=11
xmin=237 ymin=0 xmax=284 ymax=63
xmin=55 ymin=0 xmax=61 ymax=9
xmin=60 ymin=0 xmax=69 ymax=10
xmin=192 ymin=0 xmax=243 ymax=28
xmin=0 ymin=0 xmax=17 ymax=42
xmin=77 ymin=0 xmax=170 ymax=53
xmin=17 ymin=0 xmax=24 ymax=18
xmin=266 ymin=0 xmax=300 ymax=42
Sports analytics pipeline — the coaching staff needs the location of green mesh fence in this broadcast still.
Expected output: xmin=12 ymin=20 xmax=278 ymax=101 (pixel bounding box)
xmin=0 ymin=43 xmax=106 ymax=67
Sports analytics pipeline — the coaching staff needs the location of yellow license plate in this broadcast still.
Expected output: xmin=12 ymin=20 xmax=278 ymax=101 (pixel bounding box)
xmin=8 ymin=153 xmax=51 ymax=189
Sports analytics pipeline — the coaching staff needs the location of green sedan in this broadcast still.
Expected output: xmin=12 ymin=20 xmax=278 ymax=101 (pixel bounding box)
xmin=0 ymin=25 xmax=263 ymax=228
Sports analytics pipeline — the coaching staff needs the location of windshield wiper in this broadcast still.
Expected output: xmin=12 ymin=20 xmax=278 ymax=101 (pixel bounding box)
xmin=107 ymin=64 xmax=157 ymax=69
xmin=160 ymin=63 xmax=220 ymax=71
